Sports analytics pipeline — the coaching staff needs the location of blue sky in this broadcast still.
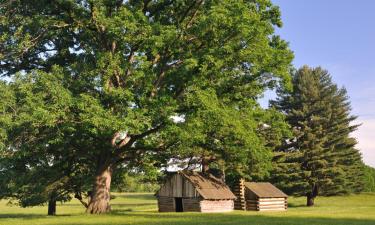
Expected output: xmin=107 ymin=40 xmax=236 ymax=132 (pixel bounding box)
xmin=267 ymin=0 xmax=375 ymax=166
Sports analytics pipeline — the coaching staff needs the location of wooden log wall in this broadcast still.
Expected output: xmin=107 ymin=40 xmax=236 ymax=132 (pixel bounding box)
xmin=158 ymin=196 xmax=175 ymax=212
xmin=246 ymin=197 xmax=287 ymax=211
xmin=200 ymin=200 xmax=234 ymax=213
xmin=182 ymin=198 xmax=201 ymax=212
xmin=157 ymin=174 xmax=199 ymax=198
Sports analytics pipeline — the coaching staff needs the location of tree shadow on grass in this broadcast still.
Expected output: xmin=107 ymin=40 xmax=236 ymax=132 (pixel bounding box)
xmin=3 ymin=210 xmax=375 ymax=225
xmin=0 ymin=214 xmax=46 ymax=219
xmin=59 ymin=212 xmax=375 ymax=225
xmin=111 ymin=208 xmax=133 ymax=213
xmin=287 ymin=202 xmax=307 ymax=208
xmin=110 ymin=212 xmax=375 ymax=225
xmin=94 ymin=210 xmax=375 ymax=225
xmin=0 ymin=213 xmax=72 ymax=219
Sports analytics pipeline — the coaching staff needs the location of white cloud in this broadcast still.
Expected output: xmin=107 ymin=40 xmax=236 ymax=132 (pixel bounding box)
xmin=353 ymin=118 xmax=375 ymax=167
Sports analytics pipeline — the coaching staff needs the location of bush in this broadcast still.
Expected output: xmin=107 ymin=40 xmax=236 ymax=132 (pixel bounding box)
xmin=113 ymin=172 xmax=159 ymax=193
xmin=363 ymin=165 xmax=375 ymax=192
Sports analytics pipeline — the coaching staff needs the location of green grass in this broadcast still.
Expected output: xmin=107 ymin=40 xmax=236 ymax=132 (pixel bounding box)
xmin=1 ymin=193 xmax=375 ymax=225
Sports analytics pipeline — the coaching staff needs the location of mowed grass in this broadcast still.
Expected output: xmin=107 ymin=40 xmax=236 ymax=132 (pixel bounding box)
xmin=1 ymin=193 xmax=375 ymax=225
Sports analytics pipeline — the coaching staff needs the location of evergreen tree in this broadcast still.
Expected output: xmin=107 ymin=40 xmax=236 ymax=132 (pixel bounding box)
xmin=271 ymin=66 xmax=363 ymax=206
xmin=325 ymin=87 xmax=364 ymax=194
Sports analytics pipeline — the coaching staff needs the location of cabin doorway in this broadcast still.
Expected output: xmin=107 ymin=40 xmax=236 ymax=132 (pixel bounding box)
xmin=175 ymin=198 xmax=183 ymax=212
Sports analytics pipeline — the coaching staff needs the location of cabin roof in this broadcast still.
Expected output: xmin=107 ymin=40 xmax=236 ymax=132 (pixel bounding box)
xmin=155 ymin=170 xmax=235 ymax=200
xmin=244 ymin=182 xmax=288 ymax=198
xmin=179 ymin=171 xmax=236 ymax=200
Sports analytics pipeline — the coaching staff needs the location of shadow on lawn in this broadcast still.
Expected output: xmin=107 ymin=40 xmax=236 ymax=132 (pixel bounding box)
xmin=2 ymin=211 xmax=375 ymax=225
xmin=104 ymin=211 xmax=375 ymax=225
xmin=0 ymin=213 xmax=71 ymax=219
xmin=287 ymin=202 xmax=307 ymax=208
xmin=0 ymin=214 xmax=46 ymax=219
xmin=60 ymin=212 xmax=375 ymax=225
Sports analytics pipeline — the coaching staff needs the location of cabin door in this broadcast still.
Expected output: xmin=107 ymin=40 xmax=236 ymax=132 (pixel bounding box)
xmin=175 ymin=197 xmax=183 ymax=212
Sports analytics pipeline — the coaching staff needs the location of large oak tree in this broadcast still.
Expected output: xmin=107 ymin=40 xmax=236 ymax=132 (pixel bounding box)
xmin=0 ymin=0 xmax=293 ymax=213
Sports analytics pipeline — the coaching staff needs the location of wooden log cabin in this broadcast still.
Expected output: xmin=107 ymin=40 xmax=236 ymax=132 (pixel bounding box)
xmin=156 ymin=170 xmax=236 ymax=213
xmin=234 ymin=180 xmax=288 ymax=211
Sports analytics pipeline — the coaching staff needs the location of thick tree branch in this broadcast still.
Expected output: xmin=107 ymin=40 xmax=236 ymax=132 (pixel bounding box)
xmin=123 ymin=44 xmax=140 ymax=82
xmin=150 ymin=59 xmax=184 ymax=97
xmin=185 ymin=0 xmax=203 ymax=29
xmin=111 ymin=123 xmax=164 ymax=154
xmin=112 ymin=124 xmax=165 ymax=164
xmin=111 ymin=132 xmax=131 ymax=149
xmin=152 ymin=54 xmax=161 ymax=65
xmin=178 ymin=1 xmax=198 ymax=24
xmin=131 ymin=123 xmax=165 ymax=140
xmin=74 ymin=192 xmax=88 ymax=208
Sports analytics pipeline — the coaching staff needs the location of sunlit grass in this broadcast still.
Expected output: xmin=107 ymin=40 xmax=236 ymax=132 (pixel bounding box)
xmin=1 ymin=192 xmax=375 ymax=225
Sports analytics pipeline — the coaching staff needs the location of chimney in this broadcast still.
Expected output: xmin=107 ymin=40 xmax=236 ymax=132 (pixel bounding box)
xmin=233 ymin=178 xmax=246 ymax=210
xmin=201 ymin=157 xmax=210 ymax=174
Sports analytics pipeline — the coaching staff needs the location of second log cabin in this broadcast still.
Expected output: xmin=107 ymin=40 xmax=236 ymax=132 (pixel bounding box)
xmin=234 ymin=180 xmax=288 ymax=211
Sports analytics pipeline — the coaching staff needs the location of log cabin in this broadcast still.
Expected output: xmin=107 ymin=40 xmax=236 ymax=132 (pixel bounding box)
xmin=156 ymin=170 xmax=236 ymax=212
xmin=233 ymin=180 xmax=288 ymax=211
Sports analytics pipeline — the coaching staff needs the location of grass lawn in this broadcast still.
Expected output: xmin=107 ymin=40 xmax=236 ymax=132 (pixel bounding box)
xmin=1 ymin=193 xmax=375 ymax=225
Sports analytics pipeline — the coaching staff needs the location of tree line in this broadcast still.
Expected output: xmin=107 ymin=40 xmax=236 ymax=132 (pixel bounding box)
xmin=0 ymin=0 xmax=370 ymax=215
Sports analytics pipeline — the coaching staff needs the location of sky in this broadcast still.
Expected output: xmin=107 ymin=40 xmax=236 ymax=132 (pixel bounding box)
xmin=265 ymin=0 xmax=375 ymax=166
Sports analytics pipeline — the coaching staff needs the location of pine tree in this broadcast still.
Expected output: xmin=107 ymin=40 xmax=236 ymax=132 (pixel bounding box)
xmin=326 ymin=87 xmax=364 ymax=194
xmin=271 ymin=66 xmax=364 ymax=206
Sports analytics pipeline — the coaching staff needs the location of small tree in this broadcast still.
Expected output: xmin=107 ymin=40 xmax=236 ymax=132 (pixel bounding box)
xmin=363 ymin=165 xmax=375 ymax=192
xmin=0 ymin=73 xmax=91 ymax=215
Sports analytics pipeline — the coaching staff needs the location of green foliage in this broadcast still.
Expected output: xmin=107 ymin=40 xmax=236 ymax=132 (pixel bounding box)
xmin=363 ymin=165 xmax=375 ymax=192
xmin=0 ymin=68 xmax=88 ymax=207
xmin=271 ymin=66 xmax=364 ymax=198
xmin=113 ymin=173 xmax=159 ymax=193
xmin=0 ymin=0 xmax=293 ymax=211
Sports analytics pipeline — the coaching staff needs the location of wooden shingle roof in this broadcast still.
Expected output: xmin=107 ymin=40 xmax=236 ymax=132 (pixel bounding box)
xmin=179 ymin=171 xmax=236 ymax=200
xmin=244 ymin=182 xmax=287 ymax=198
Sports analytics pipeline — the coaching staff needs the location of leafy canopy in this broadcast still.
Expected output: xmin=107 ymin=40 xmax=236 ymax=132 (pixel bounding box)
xmin=0 ymin=0 xmax=293 ymax=208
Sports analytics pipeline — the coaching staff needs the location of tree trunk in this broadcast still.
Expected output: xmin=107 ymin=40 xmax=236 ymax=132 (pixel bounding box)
xmin=48 ymin=198 xmax=56 ymax=216
xmin=86 ymin=166 xmax=113 ymax=214
xmin=306 ymin=183 xmax=319 ymax=207
xmin=306 ymin=195 xmax=315 ymax=206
